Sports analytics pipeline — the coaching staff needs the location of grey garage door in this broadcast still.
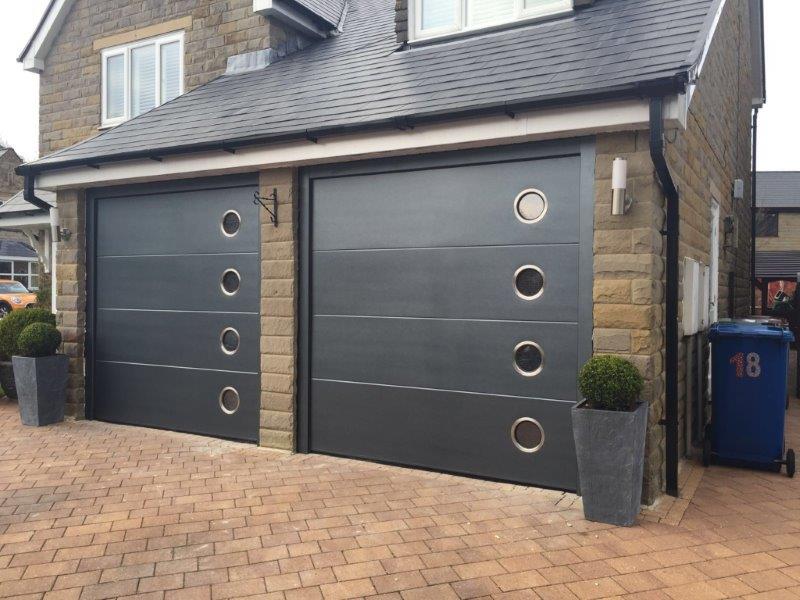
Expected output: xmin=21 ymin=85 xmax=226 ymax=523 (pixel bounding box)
xmin=301 ymin=142 xmax=594 ymax=491
xmin=88 ymin=176 xmax=260 ymax=442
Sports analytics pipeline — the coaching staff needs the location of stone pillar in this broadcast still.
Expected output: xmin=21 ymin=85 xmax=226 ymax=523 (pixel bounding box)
xmin=593 ymin=132 xmax=666 ymax=504
xmin=55 ymin=189 xmax=87 ymax=419
xmin=259 ymin=168 xmax=298 ymax=451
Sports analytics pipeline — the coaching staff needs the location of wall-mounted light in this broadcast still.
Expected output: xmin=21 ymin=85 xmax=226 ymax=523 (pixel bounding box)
xmin=732 ymin=179 xmax=745 ymax=200
xmin=58 ymin=227 xmax=72 ymax=241
xmin=611 ymin=157 xmax=634 ymax=216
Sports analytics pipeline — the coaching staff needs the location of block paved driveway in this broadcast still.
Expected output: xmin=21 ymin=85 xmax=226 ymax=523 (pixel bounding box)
xmin=0 ymin=394 xmax=799 ymax=600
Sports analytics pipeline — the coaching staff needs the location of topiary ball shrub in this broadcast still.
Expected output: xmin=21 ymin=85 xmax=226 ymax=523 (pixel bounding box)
xmin=17 ymin=323 xmax=62 ymax=358
xmin=0 ymin=308 xmax=56 ymax=360
xmin=578 ymin=355 xmax=644 ymax=412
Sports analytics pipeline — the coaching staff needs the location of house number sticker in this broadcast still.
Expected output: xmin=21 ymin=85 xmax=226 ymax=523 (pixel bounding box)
xmin=729 ymin=352 xmax=762 ymax=378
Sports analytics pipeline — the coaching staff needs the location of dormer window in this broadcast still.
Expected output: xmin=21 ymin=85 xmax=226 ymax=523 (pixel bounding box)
xmin=101 ymin=32 xmax=184 ymax=128
xmin=411 ymin=0 xmax=573 ymax=41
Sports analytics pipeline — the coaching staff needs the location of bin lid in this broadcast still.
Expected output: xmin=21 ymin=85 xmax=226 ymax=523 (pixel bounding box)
xmin=709 ymin=321 xmax=795 ymax=342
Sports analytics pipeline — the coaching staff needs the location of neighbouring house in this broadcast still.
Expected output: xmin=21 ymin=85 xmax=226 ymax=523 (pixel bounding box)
xmin=754 ymin=171 xmax=800 ymax=313
xmin=0 ymin=146 xmax=23 ymax=201
xmin=16 ymin=0 xmax=764 ymax=503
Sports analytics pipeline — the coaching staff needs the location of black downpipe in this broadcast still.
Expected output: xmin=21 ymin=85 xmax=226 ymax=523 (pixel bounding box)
xmin=751 ymin=108 xmax=759 ymax=313
xmin=649 ymin=97 xmax=679 ymax=498
xmin=23 ymin=174 xmax=53 ymax=211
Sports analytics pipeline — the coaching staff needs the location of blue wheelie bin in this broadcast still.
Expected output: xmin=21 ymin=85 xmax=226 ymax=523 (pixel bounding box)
xmin=706 ymin=321 xmax=795 ymax=477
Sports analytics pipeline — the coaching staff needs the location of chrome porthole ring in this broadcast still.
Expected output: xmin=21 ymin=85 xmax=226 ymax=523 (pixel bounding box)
xmin=219 ymin=387 xmax=241 ymax=415
xmin=514 ymin=188 xmax=548 ymax=224
xmin=513 ymin=340 xmax=544 ymax=377
xmin=511 ymin=417 xmax=545 ymax=453
xmin=221 ymin=210 xmax=242 ymax=237
xmin=220 ymin=268 xmax=241 ymax=296
xmin=220 ymin=327 xmax=240 ymax=355
xmin=514 ymin=265 xmax=546 ymax=301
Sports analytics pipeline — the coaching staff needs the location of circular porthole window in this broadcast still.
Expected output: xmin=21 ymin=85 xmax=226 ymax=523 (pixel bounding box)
xmin=221 ymin=269 xmax=241 ymax=296
xmin=219 ymin=387 xmax=241 ymax=415
xmin=220 ymin=328 xmax=240 ymax=355
xmin=511 ymin=417 xmax=545 ymax=453
xmin=514 ymin=189 xmax=548 ymax=223
xmin=221 ymin=210 xmax=241 ymax=237
xmin=514 ymin=341 xmax=544 ymax=377
xmin=514 ymin=265 xmax=545 ymax=300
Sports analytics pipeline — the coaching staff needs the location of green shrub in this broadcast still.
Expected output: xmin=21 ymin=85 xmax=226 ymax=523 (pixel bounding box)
xmin=35 ymin=283 xmax=51 ymax=308
xmin=0 ymin=308 xmax=56 ymax=360
xmin=17 ymin=323 xmax=62 ymax=358
xmin=578 ymin=355 xmax=644 ymax=411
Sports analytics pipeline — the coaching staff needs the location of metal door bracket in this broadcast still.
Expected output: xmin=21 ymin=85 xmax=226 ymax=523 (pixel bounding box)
xmin=254 ymin=189 xmax=278 ymax=227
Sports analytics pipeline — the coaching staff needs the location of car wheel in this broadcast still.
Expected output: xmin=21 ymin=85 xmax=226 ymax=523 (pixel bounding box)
xmin=0 ymin=304 xmax=11 ymax=318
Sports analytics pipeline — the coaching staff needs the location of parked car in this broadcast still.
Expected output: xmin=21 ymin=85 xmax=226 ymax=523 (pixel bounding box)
xmin=0 ymin=280 xmax=37 ymax=317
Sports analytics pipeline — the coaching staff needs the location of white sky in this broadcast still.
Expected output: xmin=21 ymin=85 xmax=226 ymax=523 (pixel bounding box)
xmin=0 ymin=0 xmax=796 ymax=168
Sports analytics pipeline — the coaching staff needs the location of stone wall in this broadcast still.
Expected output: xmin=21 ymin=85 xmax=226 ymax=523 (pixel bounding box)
xmin=756 ymin=213 xmax=800 ymax=252
xmin=0 ymin=149 xmax=23 ymax=201
xmin=259 ymin=169 xmax=299 ymax=451
xmin=39 ymin=0 xmax=298 ymax=156
xmin=55 ymin=189 xmax=87 ymax=418
xmin=593 ymin=131 xmax=666 ymax=503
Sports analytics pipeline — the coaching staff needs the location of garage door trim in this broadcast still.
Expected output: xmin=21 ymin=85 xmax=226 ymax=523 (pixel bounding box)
xmin=298 ymin=140 xmax=595 ymax=461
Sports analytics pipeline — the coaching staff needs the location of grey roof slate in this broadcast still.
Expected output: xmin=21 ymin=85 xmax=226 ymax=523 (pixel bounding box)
xmin=25 ymin=0 xmax=719 ymax=172
xmin=293 ymin=0 xmax=346 ymax=26
xmin=756 ymin=172 xmax=800 ymax=208
xmin=0 ymin=240 xmax=37 ymax=259
xmin=0 ymin=190 xmax=56 ymax=216
xmin=755 ymin=251 xmax=800 ymax=279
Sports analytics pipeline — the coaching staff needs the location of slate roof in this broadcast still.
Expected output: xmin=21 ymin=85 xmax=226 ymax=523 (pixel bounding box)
xmin=756 ymin=172 xmax=800 ymax=209
xmin=756 ymin=251 xmax=800 ymax=279
xmin=294 ymin=0 xmax=346 ymax=26
xmin=0 ymin=240 xmax=37 ymax=259
xmin=0 ymin=190 xmax=57 ymax=217
xmin=22 ymin=0 xmax=720 ymax=173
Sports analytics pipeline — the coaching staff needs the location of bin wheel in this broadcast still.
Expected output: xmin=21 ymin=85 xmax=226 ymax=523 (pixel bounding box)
xmin=787 ymin=449 xmax=796 ymax=478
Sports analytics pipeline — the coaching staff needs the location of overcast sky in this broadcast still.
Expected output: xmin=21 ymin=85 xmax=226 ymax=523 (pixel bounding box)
xmin=0 ymin=0 xmax=796 ymax=168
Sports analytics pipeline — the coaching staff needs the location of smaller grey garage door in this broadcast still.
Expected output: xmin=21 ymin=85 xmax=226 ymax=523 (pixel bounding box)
xmin=89 ymin=176 xmax=260 ymax=441
xmin=301 ymin=141 xmax=594 ymax=491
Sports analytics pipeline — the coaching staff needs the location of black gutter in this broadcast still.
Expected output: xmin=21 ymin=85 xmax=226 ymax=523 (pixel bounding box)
xmin=16 ymin=74 xmax=688 ymax=177
xmin=649 ymin=97 xmax=679 ymax=498
xmin=751 ymin=108 xmax=759 ymax=313
xmin=23 ymin=174 xmax=53 ymax=212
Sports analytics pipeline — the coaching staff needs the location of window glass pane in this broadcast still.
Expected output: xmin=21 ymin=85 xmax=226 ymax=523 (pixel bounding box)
xmin=13 ymin=275 xmax=28 ymax=288
xmin=30 ymin=262 xmax=39 ymax=275
xmin=160 ymin=41 xmax=182 ymax=104
xmin=131 ymin=44 xmax=156 ymax=117
xmin=0 ymin=261 xmax=11 ymax=274
xmin=755 ymin=211 xmax=779 ymax=237
xmin=29 ymin=275 xmax=39 ymax=291
xmin=420 ymin=0 xmax=457 ymax=30
xmin=106 ymin=53 xmax=125 ymax=119
xmin=13 ymin=262 xmax=29 ymax=274
xmin=524 ymin=0 xmax=568 ymax=13
xmin=468 ymin=0 xmax=514 ymax=26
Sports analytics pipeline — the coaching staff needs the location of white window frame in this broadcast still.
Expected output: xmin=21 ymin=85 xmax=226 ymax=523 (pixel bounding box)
xmin=101 ymin=31 xmax=185 ymax=128
xmin=410 ymin=0 xmax=573 ymax=42
xmin=0 ymin=257 xmax=40 ymax=291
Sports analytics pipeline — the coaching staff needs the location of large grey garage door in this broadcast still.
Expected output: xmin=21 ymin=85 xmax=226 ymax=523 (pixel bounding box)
xmin=88 ymin=176 xmax=260 ymax=442
xmin=301 ymin=142 xmax=594 ymax=491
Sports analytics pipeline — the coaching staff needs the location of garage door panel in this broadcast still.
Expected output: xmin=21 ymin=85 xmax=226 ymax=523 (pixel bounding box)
xmin=96 ymin=186 xmax=258 ymax=256
xmin=313 ymin=244 xmax=579 ymax=321
xmin=312 ymin=317 xmax=578 ymax=401
xmin=96 ymin=254 xmax=259 ymax=312
xmin=94 ymin=362 xmax=259 ymax=441
xmin=312 ymin=157 xmax=581 ymax=251
xmin=310 ymin=380 xmax=578 ymax=490
xmin=95 ymin=310 xmax=259 ymax=372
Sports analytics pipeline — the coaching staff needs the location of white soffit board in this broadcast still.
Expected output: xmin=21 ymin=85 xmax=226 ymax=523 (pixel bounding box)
xmin=36 ymin=97 xmax=686 ymax=190
xmin=20 ymin=0 xmax=77 ymax=73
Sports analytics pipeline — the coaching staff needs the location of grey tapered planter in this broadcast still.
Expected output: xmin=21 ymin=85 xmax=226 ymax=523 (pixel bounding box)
xmin=12 ymin=355 xmax=68 ymax=426
xmin=572 ymin=400 xmax=648 ymax=527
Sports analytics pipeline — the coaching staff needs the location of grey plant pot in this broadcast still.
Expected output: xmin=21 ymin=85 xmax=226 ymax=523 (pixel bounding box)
xmin=12 ymin=355 xmax=68 ymax=427
xmin=571 ymin=400 xmax=648 ymax=527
